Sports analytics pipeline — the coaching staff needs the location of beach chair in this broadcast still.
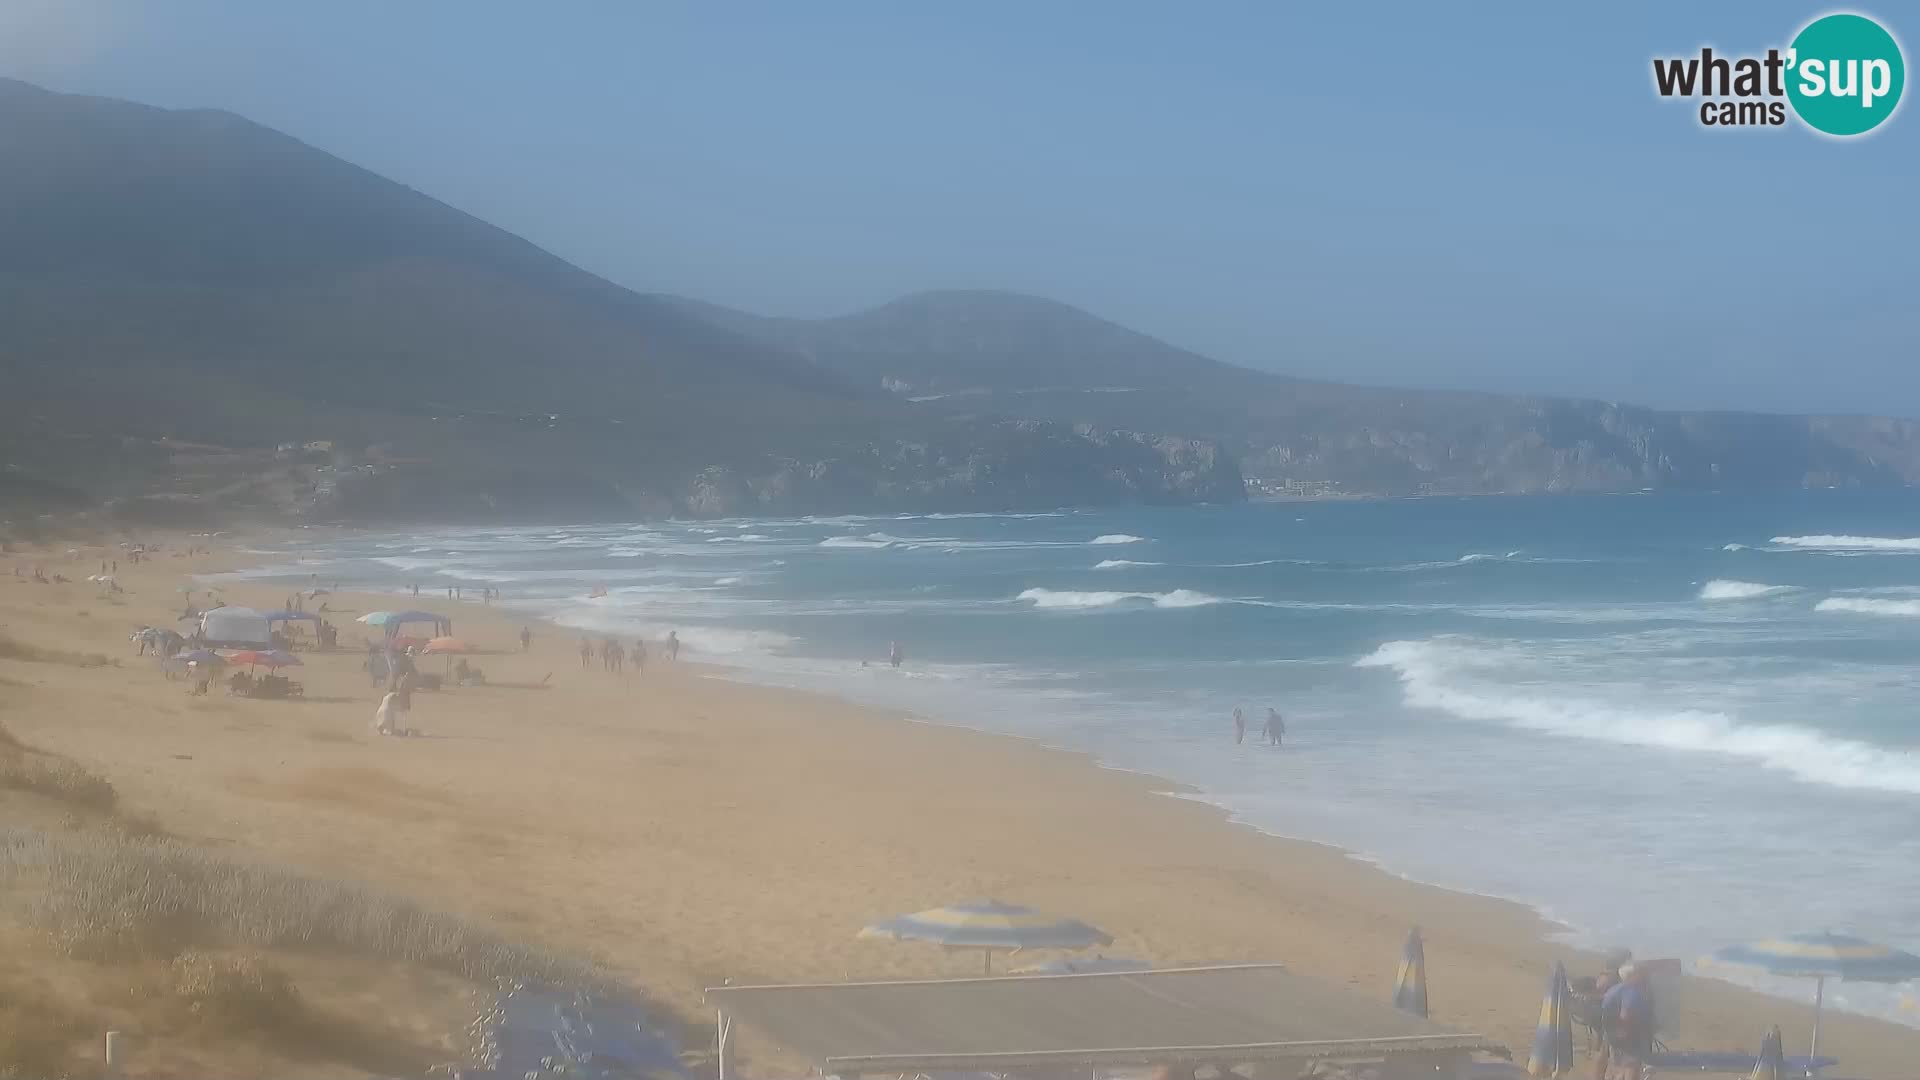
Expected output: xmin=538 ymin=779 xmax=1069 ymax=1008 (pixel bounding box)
xmin=1642 ymin=1048 xmax=1837 ymax=1075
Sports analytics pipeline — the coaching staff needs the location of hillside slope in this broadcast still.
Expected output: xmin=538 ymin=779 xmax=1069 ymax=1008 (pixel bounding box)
xmin=0 ymin=81 xmax=1241 ymax=520
xmin=671 ymin=290 xmax=1920 ymax=495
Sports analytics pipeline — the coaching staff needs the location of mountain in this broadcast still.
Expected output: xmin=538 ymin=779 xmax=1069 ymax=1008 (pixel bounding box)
xmin=670 ymin=290 xmax=1920 ymax=495
xmin=0 ymin=80 xmax=1242 ymax=521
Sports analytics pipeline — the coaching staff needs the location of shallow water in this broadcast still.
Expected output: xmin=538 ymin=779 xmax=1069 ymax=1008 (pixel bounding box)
xmin=233 ymin=491 xmax=1920 ymax=1025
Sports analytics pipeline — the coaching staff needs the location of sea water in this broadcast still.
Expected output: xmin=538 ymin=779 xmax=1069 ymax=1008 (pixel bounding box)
xmin=229 ymin=490 xmax=1920 ymax=1025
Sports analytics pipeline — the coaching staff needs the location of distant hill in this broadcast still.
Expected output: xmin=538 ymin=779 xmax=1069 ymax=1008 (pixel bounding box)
xmin=0 ymin=80 xmax=1241 ymax=521
xmin=669 ymin=290 xmax=1920 ymax=495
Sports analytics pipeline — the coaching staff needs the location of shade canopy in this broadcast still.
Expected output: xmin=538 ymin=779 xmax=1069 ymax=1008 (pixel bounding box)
xmin=859 ymin=899 xmax=1111 ymax=951
xmin=1010 ymin=955 xmax=1151 ymax=976
xmin=707 ymin=965 xmax=1497 ymax=1074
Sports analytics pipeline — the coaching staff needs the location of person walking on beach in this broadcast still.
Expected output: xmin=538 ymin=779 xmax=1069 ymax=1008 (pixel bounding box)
xmin=578 ymin=637 xmax=593 ymax=670
xmin=609 ymin=640 xmax=626 ymax=673
xmin=633 ymin=638 xmax=648 ymax=673
xmin=1232 ymin=707 xmax=1246 ymax=745
xmin=666 ymin=630 xmax=680 ymax=661
xmin=1264 ymin=707 xmax=1285 ymax=746
xmin=520 ymin=626 xmax=533 ymax=652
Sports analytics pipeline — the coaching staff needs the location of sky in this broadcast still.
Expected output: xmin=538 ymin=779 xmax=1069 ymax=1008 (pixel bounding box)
xmin=2 ymin=1 xmax=1914 ymax=415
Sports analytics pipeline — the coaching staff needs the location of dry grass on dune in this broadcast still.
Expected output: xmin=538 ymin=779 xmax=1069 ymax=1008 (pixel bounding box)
xmin=0 ymin=828 xmax=588 ymax=987
xmin=0 ymin=630 xmax=114 ymax=668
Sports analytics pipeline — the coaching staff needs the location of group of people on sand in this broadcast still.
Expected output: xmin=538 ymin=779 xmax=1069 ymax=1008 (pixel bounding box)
xmin=577 ymin=630 xmax=680 ymax=672
xmin=1573 ymin=949 xmax=1658 ymax=1080
xmin=1231 ymin=706 xmax=1286 ymax=746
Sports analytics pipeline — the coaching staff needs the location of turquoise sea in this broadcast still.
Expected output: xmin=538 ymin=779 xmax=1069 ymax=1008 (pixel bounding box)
xmin=228 ymin=490 xmax=1920 ymax=1024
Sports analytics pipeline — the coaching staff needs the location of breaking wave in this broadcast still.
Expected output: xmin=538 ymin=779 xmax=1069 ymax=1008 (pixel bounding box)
xmin=1356 ymin=639 xmax=1920 ymax=794
xmin=1090 ymin=534 xmax=1149 ymax=545
xmin=1093 ymin=559 xmax=1162 ymax=569
xmin=1816 ymin=597 xmax=1920 ymax=617
xmin=820 ymin=536 xmax=893 ymax=549
xmin=1016 ymin=587 xmax=1224 ymax=609
xmin=1698 ymin=580 xmax=1794 ymax=601
xmin=1771 ymin=535 xmax=1920 ymax=552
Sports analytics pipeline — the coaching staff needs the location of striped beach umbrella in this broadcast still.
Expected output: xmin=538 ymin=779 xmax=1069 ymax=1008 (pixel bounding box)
xmin=1712 ymin=932 xmax=1920 ymax=1057
xmin=1393 ymin=926 xmax=1429 ymax=1018
xmin=859 ymin=899 xmax=1111 ymax=974
xmin=1526 ymin=962 xmax=1575 ymax=1078
xmin=1748 ymin=1025 xmax=1785 ymax=1080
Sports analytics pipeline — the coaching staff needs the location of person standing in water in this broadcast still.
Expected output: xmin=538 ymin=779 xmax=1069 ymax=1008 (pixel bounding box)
xmin=1232 ymin=707 xmax=1246 ymax=745
xmin=889 ymin=641 xmax=902 ymax=668
xmin=1264 ymin=707 xmax=1286 ymax=746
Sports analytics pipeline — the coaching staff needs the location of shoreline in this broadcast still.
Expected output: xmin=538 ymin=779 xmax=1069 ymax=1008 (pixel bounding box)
xmin=5 ymin=532 xmax=1918 ymax=1076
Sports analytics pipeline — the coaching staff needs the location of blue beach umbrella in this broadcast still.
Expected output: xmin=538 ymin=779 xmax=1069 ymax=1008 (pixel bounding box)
xmin=1526 ymin=962 xmax=1575 ymax=1078
xmin=1393 ymin=926 xmax=1429 ymax=1018
xmin=1748 ymin=1025 xmax=1785 ymax=1080
xmin=1712 ymin=932 xmax=1920 ymax=1057
xmin=859 ymin=899 xmax=1112 ymax=974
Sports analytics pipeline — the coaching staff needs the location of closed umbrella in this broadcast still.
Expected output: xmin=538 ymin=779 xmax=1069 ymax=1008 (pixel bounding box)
xmin=1712 ymin=932 xmax=1920 ymax=1057
xmin=859 ymin=899 xmax=1111 ymax=974
xmin=1393 ymin=926 xmax=1429 ymax=1018
xmin=1748 ymin=1025 xmax=1785 ymax=1080
xmin=1526 ymin=962 xmax=1575 ymax=1078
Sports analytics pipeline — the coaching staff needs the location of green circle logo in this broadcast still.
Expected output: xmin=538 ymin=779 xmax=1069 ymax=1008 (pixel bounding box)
xmin=1787 ymin=13 xmax=1905 ymax=136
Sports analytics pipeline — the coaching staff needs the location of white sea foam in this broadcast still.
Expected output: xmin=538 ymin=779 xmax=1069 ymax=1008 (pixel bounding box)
xmin=1771 ymin=534 xmax=1920 ymax=552
xmin=1357 ymin=639 xmax=1920 ymax=794
xmin=1090 ymin=534 xmax=1148 ymax=545
xmin=606 ymin=547 xmax=646 ymax=558
xmin=713 ymin=576 xmax=742 ymax=586
xmin=820 ymin=536 xmax=893 ymax=549
xmin=1698 ymin=580 xmax=1794 ymax=601
xmin=1093 ymin=559 xmax=1161 ymax=569
xmin=1816 ymin=597 xmax=1920 ymax=617
xmin=1017 ymin=587 xmax=1226 ymax=609
xmin=1723 ymin=543 xmax=1750 ymax=551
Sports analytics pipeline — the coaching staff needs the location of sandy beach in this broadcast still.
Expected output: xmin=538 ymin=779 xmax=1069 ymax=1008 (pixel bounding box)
xmin=3 ymin=534 xmax=1917 ymax=1078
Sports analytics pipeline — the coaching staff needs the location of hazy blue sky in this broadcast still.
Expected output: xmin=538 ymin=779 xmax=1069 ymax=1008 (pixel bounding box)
xmin=2 ymin=2 xmax=1913 ymax=414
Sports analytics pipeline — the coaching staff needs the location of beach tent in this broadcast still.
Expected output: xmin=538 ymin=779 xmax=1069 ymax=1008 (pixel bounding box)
xmin=199 ymin=605 xmax=271 ymax=647
xmin=263 ymin=611 xmax=322 ymax=627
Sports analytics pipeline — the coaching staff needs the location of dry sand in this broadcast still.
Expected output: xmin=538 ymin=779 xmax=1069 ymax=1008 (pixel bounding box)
xmin=3 ymin=535 xmax=1917 ymax=1077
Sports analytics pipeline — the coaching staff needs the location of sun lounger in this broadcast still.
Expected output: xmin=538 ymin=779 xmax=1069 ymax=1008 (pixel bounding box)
xmin=1645 ymin=1049 xmax=1837 ymax=1074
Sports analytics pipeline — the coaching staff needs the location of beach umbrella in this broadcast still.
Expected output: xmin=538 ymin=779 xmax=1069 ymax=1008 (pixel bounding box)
xmin=1393 ymin=926 xmax=1430 ymax=1018
xmin=1748 ymin=1025 xmax=1785 ymax=1080
xmin=1711 ymin=932 xmax=1920 ymax=1057
xmin=356 ymin=611 xmax=398 ymax=626
xmin=219 ymin=649 xmax=300 ymax=672
xmin=1526 ymin=962 xmax=1575 ymax=1078
xmin=859 ymin=899 xmax=1112 ymax=974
